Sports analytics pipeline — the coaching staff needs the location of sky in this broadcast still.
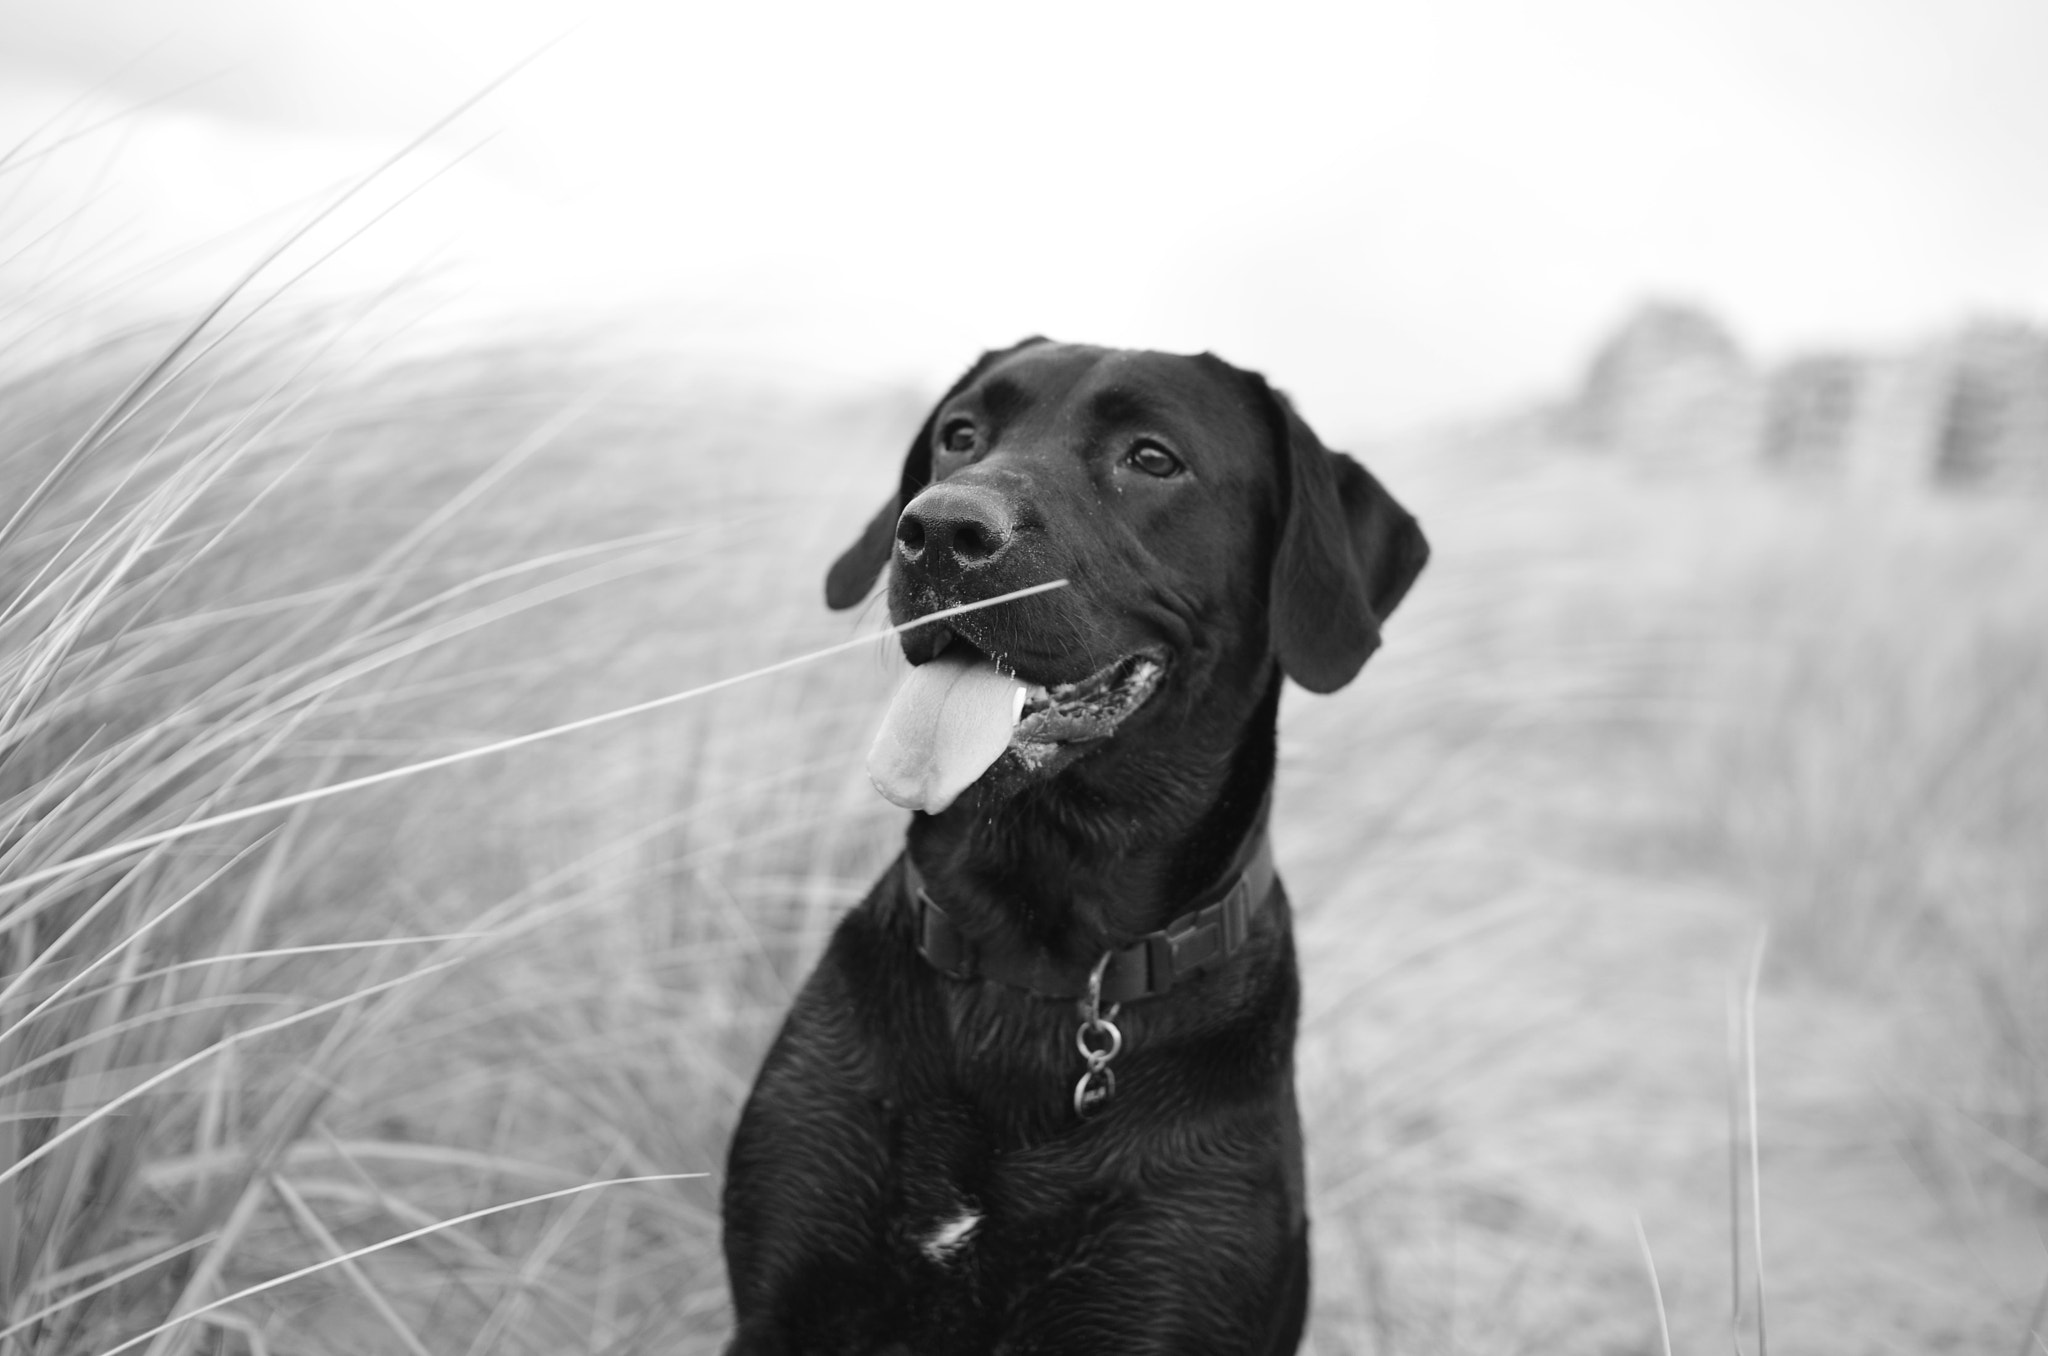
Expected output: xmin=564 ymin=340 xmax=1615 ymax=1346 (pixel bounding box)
xmin=3 ymin=0 xmax=2046 ymax=433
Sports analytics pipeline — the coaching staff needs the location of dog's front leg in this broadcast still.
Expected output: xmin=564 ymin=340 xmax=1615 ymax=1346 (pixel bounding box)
xmin=722 ymin=956 xmax=898 ymax=1355
xmin=987 ymin=1187 xmax=1309 ymax=1356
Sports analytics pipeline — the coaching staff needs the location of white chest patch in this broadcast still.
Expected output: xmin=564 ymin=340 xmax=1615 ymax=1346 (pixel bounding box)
xmin=920 ymin=1210 xmax=981 ymax=1263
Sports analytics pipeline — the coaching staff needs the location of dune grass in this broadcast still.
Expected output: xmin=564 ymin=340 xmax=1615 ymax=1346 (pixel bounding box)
xmin=1660 ymin=486 xmax=2048 ymax=1190
xmin=1267 ymin=435 xmax=2048 ymax=1353
xmin=0 ymin=306 xmax=919 ymax=1353
xmin=0 ymin=283 xmax=2043 ymax=1355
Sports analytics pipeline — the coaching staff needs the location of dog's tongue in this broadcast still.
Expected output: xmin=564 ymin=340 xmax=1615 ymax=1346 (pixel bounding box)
xmin=867 ymin=651 xmax=1028 ymax=814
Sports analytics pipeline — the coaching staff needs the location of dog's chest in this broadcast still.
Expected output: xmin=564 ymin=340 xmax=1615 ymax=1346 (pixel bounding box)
xmin=886 ymin=1175 xmax=1107 ymax=1327
xmin=884 ymin=1104 xmax=1112 ymax=1286
xmin=916 ymin=1204 xmax=982 ymax=1264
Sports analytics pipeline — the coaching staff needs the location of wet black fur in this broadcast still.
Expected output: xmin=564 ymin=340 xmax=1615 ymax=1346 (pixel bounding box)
xmin=722 ymin=341 xmax=1427 ymax=1354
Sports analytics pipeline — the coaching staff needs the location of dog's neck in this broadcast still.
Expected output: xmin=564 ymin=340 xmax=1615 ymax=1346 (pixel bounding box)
xmin=906 ymin=669 xmax=1281 ymax=956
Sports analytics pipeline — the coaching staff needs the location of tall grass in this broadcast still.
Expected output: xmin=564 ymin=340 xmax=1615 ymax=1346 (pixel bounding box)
xmin=1273 ymin=440 xmax=2048 ymax=1352
xmin=1667 ymin=489 xmax=2048 ymax=1197
xmin=0 ymin=304 xmax=916 ymax=1353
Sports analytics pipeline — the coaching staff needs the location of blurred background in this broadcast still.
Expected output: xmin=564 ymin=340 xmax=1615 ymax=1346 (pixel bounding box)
xmin=7 ymin=0 xmax=2048 ymax=427
xmin=1 ymin=2 xmax=2044 ymax=1353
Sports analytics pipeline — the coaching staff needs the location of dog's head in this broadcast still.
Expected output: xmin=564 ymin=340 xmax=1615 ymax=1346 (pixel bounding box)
xmin=829 ymin=339 xmax=1427 ymax=806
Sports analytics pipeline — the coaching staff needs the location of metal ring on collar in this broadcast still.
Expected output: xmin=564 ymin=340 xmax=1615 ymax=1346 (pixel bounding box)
xmin=1076 ymin=1019 xmax=1123 ymax=1063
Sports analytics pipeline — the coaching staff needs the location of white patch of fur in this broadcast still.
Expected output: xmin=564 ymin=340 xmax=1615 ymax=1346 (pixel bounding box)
xmin=920 ymin=1210 xmax=981 ymax=1263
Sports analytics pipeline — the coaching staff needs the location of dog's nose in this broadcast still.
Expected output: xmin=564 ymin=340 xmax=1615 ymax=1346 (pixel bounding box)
xmin=895 ymin=484 xmax=1015 ymax=576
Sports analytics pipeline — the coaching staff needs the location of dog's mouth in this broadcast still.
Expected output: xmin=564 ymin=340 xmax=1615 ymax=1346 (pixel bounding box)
xmin=1012 ymin=646 xmax=1165 ymax=748
xmin=866 ymin=628 xmax=1166 ymax=814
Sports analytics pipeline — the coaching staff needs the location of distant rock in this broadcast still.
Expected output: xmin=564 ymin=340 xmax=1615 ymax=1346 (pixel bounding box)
xmin=1567 ymin=301 xmax=1765 ymax=471
xmin=1936 ymin=320 xmax=2048 ymax=493
xmin=1559 ymin=302 xmax=2048 ymax=495
xmin=1762 ymin=352 xmax=1863 ymax=474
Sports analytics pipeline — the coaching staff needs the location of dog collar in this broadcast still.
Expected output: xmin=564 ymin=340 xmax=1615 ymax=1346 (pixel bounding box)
xmin=901 ymin=833 xmax=1276 ymax=1005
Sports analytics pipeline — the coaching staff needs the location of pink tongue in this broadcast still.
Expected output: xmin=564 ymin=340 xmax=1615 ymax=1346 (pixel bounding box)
xmin=867 ymin=651 xmax=1028 ymax=813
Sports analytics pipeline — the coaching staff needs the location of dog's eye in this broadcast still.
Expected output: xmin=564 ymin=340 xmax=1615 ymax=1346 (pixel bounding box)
xmin=939 ymin=422 xmax=978 ymax=455
xmin=1126 ymin=442 xmax=1183 ymax=478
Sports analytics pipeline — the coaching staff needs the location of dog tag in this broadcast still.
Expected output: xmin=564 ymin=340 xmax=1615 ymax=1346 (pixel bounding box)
xmin=868 ymin=651 xmax=1028 ymax=814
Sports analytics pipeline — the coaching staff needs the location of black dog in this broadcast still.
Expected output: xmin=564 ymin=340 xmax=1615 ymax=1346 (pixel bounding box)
xmin=722 ymin=340 xmax=1426 ymax=1354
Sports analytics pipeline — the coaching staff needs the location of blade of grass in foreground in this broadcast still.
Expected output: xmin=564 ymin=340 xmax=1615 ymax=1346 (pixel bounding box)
xmin=0 ymin=43 xmax=557 ymax=562
xmin=1745 ymin=930 xmax=1770 ymax=1356
xmin=0 ymin=962 xmax=459 ymax=1187
xmin=1633 ymin=1211 xmax=1674 ymax=1356
xmin=0 ymin=579 xmax=1069 ymax=900
xmin=269 ymin=1172 xmax=436 ymax=1356
xmin=17 ymin=935 xmax=495 ymax=1023
xmin=0 ymin=834 xmax=275 ymax=1036
xmin=91 ymin=1174 xmax=706 ymax=1356
xmin=1725 ymin=929 xmax=1771 ymax=1356
xmin=0 ymin=1235 xmax=217 ymax=1344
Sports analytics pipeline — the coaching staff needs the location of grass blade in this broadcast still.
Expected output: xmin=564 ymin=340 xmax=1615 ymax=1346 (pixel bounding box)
xmin=270 ymin=1172 xmax=435 ymax=1356
xmin=92 ymin=1174 xmax=705 ymax=1356
xmin=0 ymin=579 xmax=1067 ymax=900
xmin=1745 ymin=928 xmax=1769 ymax=1356
xmin=0 ymin=963 xmax=457 ymax=1188
xmin=1633 ymin=1211 xmax=1674 ymax=1356
xmin=1727 ymin=977 xmax=1747 ymax=1356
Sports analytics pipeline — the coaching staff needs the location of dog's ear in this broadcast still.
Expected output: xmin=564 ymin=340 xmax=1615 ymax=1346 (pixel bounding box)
xmin=824 ymin=337 xmax=1050 ymax=610
xmin=1258 ymin=383 xmax=1429 ymax=693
